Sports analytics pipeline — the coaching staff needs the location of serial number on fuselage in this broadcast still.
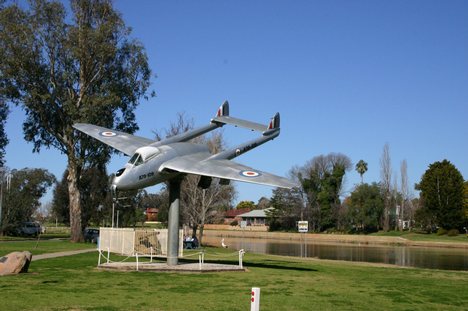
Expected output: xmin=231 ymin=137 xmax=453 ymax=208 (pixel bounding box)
xmin=138 ymin=172 xmax=155 ymax=180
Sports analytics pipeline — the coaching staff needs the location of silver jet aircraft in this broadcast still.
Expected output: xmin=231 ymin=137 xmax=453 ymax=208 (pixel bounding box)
xmin=73 ymin=101 xmax=297 ymax=194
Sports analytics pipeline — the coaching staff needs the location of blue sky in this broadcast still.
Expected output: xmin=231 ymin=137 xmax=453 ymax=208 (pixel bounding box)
xmin=5 ymin=0 xmax=468 ymax=204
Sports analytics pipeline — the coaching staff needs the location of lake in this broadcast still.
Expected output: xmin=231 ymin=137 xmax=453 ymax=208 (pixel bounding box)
xmin=203 ymin=235 xmax=468 ymax=271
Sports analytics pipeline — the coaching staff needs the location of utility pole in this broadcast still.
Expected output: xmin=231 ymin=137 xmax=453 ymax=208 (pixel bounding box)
xmin=0 ymin=169 xmax=11 ymax=235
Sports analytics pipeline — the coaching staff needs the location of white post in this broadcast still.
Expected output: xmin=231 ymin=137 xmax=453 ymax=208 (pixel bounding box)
xmin=250 ymin=287 xmax=260 ymax=311
xmin=136 ymin=253 xmax=139 ymax=271
xmin=239 ymin=249 xmax=245 ymax=269
xmin=150 ymin=247 xmax=154 ymax=263
xmin=107 ymin=247 xmax=110 ymax=264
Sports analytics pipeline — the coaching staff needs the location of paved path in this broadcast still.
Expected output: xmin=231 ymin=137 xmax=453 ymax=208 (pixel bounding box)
xmin=33 ymin=248 xmax=97 ymax=261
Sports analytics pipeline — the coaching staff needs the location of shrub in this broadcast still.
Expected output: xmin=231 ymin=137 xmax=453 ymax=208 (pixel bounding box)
xmin=447 ymin=229 xmax=459 ymax=236
xmin=436 ymin=228 xmax=447 ymax=236
xmin=230 ymin=220 xmax=238 ymax=226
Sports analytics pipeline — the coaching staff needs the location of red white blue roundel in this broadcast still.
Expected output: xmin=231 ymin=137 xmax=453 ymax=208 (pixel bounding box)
xmin=100 ymin=131 xmax=117 ymax=137
xmin=240 ymin=170 xmax=261 ymax=178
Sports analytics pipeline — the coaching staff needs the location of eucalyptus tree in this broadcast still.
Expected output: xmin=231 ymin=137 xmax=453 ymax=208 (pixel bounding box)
xmin=355 ymin=160 xmax=368 ymax=184
xmin=0 ymin=0 xmax=152 ymax=241
xmin=52 ymin=166 xmax=111 ymax=227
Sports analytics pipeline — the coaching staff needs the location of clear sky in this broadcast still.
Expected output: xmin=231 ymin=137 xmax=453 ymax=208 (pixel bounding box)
xmin=4 ymin=0 xmax=468 ymax=205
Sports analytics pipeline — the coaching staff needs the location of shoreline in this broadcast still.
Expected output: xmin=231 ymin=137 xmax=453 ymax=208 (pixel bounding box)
xmin=203 ymin=229 xmax=468 ymax=249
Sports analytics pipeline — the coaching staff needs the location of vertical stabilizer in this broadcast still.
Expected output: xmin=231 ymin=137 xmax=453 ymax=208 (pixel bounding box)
xmin=216 ymin=100 xmax=229 ymax=117
xmin=267 ymin=113 xmax=280 ymax=130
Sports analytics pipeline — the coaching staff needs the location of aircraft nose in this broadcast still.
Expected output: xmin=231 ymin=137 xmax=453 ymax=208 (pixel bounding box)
xmin=110 ymin=167 xmax=127 ymax=194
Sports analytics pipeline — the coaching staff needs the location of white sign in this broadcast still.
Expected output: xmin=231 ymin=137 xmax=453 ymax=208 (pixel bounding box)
xmin=240 ymin=221 xmax=247 ymax=228
xmin=298 ymin=221 xmax=308 ymax=233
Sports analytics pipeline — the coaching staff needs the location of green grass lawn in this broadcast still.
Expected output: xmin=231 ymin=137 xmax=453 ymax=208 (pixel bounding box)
xmin=1 ymin=242 xmax=467 ymax=310
xmin=0 ymin=240 xmax=95 ymax=255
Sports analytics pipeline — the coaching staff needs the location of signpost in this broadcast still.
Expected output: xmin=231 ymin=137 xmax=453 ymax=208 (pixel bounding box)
xmin=298 ymin=221 xmax=308 ymax=258
xmin=298 ymin=221 xmax=308 ymax=233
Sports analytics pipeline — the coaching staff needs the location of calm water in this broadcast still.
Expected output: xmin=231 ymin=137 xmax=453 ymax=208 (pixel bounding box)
xmin=203 ymin=236 xmax=468 ymax=271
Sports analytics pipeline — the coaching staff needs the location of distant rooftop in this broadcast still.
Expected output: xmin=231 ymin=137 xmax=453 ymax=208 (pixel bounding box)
xmin=238 ymin=207 xmax=274 ymax=218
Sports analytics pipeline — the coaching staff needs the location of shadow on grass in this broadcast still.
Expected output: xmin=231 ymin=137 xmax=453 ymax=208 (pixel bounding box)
xmin=178 ymin=258 xmax=318 ymax=272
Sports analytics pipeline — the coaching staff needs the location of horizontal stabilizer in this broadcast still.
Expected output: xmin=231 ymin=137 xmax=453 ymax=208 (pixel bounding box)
xmin=212 ymin=115 xmax=268 ymax=132
xmin=212 ymin=103 xmax=280 ymax=135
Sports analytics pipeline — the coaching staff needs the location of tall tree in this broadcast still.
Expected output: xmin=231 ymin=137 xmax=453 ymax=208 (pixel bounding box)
xmin=235 ymin=200 xmax=256 ymax=210
xmin=51 ymin=170 xmax=71 ymax=225
xmin=182 ymin=175 xmax=234 ymax=245
xmin=355 ymin=160 xmax=368 ymax=184
xmin=295 ymin=153 xmax=352 ymax=231
xmin=347 ymin=182 xmax=384 ymax=233
xmin=52 ymin=166 xmax=112 ymax=227
xmin=464 ymin=181 xmax=468 ymax=223
xmin=268 ymin=187 xmax=303 ymax=231
xmin=380 ymin=143 xmax=392 ymax=231
xmin=399 ymin=159 xmax=410 ymax=230
xmin=257 ymin=197 xmax=271 ymax=210
xmin=416 ymin=160 xmax=464 ymax=230
xmin=1 ymin=168 xmax=55 ymax=234
xmin=0 ymin=0 xmax=151 ymax=241
xmin=0 ymin=1 xmax=8 ymax=165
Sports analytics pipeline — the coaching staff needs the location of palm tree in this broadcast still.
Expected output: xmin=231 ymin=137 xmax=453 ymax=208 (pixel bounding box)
xmin=355 ymin=160 xmax=368 ymax=184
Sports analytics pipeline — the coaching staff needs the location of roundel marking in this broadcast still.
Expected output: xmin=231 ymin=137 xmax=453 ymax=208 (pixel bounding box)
xmin=240 ymin=170 xmax=261 ymax=178
xmin=100 ymin=131 xmax=117 ymax=137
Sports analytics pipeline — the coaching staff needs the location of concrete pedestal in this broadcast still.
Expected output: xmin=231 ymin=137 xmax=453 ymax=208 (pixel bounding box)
xmin=167 ymin=178 xmax=181 ymax=266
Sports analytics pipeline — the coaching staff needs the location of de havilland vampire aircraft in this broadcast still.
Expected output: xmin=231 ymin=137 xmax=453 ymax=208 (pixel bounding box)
xmin=73 ymin=101 xmax=297 ymax=195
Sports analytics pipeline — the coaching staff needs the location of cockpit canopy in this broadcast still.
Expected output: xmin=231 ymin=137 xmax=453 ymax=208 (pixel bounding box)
xmin=128 ymin=146 xmax=160 ymax=166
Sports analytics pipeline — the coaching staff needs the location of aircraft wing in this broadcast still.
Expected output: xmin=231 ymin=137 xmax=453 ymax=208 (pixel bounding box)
xmin=73 ymin=123 xmax=154 ymax=156
xmin=160 ymin=153 xmax=298 ymax=189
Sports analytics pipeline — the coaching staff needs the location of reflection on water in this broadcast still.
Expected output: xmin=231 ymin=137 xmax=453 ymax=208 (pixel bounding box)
xmin=203 ymin=236 xmax=468 ymax=271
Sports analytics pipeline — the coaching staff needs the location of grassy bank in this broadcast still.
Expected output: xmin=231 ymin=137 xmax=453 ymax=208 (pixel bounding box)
xmin=370 ymin=230 xmax=468 ymax=243
xmin=1 ymin=242 xmax=467 ymax=310
xmin=205 ymin=229 xmax=468 ymax=249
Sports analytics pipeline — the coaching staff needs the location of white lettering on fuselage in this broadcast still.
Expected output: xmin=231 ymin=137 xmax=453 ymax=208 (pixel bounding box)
xmin=139 ymin=171 xmax=155 ymax=180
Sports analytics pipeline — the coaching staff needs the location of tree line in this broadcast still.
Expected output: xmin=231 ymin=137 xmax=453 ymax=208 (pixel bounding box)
xmin=268 ymin=147 xmax=467 ymax=234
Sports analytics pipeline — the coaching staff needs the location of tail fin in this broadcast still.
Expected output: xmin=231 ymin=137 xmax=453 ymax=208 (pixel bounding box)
xmin=216 ymin=100 xmax=229 ymax=117
xmin=267 ymin=113 xmax=280 ymax=130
